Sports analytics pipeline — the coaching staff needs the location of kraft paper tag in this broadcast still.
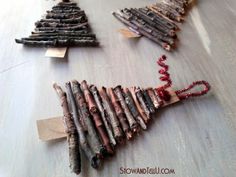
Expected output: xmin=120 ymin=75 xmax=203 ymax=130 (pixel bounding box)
xmin=37 ymin=117 xmax=66 ymax=141
xmin=45 ymin=47 xmax=67 ymax=58
xmin=118 ymin=28 xmax=141 ymax=38
xmin=36 ymin=88 xmax=180 ymax=142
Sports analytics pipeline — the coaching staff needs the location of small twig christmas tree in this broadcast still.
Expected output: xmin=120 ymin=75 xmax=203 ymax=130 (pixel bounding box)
xmin=15 ymin=0 xmax=98 ymax=47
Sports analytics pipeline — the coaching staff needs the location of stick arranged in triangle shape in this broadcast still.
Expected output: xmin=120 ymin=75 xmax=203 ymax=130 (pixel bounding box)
xmin=113 ymin=0 xmax=194 ymax=51
xmin=52 ymin=55 xmax=211 ymax=175
xmin=15 ymin=0 xmax=99 ymax=47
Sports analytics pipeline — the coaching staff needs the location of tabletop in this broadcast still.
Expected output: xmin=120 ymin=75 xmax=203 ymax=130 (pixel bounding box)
xmin=0 ymin=0 xmax=236 ymax=177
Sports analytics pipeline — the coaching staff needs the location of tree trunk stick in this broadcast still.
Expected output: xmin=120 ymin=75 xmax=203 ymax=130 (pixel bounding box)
xmin=146 ymin=88 xmax=162 ymax=109
xmin=114 ymin=86 xmax=139 ymax=133
xmin=15 ymin=39 xmax=99 ymax=47
xmin=135 ymin=87 xmax=151 ymax=121
xmin=124 ymin=88 xmax=146 ymax=130
xmin=35 ymin=22 xmax=88 ymax=31
xmin=65 ymin=82 xmax=100 ymax=169
xmin=71 ymin=80 xmax=104 ymax=158
xmin=108 ymin=88 xmax=132 ymax=140
xmin=79 ymin=81 xmax=113 ymax=155
xmin=143 ymin=89 xmax=156 ymax=113
xmin=113 ymin=11 xmax=171 ymax=51
xmin=90 ymin=86 xmax=117 ymax=146
xmin=99 ymin=87 xmax=124 ymax=143
xmin=130 ymin=87 xmax=149 ymax=124
xmin=53 ymin=83 xmax=81 ymax=175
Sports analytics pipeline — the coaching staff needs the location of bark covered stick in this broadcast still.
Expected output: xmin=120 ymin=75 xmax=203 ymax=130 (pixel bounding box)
xmin=81 ymin=80 xmax=114 ymax=154
xmin=65 ymin=82 xmax=100 ymax=169
xmin=15 ymin=39 xmax=99 ymax=47
xmin=130 ymin=87 xmax=149 ymax=124
xmin=53 ymin=83 xmax=81 ymax=175
xmin=90 ymin=86 xmax=116 ymax=146
xmin=147 ymin=88 xmax=162 ymax=109
xmin=71 ymin=80 xmax=105 ymax=157
xmin=139 ymin=7 xmax=178 ymax=31
xmin=127 ymin=8 xmax=176 ymax=37
xmin=52 ymin=6 xmax=80 ymax=10
xmin=46 ymin=11 xmax=85 ymax=20
xmin=108 ymin=88 xmax=132 ymax=140
xmin=30 ymin=33 xmax=95 ymax=38
xmin=163 ymin=0 xmax=185 ymax=14
xmin=135 ymin=87 xmax=151 ymax=121
xmin=80 ymin=81 xmax=113 ymax=155
xmin=35 ymin=22 xmax=88 ymax=31
xmin=114 ymin=86 xmax=139 ymax=133
xmin=143 ymin=89 xmax=156 ymax=113
xmin=21 ymin=36 xmax=96 ymax=41
xmin=39 ymin=17 xmax=87 ymax=24
xmin=35 ymin=20 xmax=87 ymax=28
xmin=112 ymin=11 xmax=171 ymax=51
xmin=99 ymin=87 xmax=124 ymax=143
xmin=124 ymin=88 xmax=146 ymax=130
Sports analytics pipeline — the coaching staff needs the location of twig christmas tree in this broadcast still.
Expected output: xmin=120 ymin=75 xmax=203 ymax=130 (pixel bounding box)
xmin=15 ymin=0 xmax=98 ymax=47
xmin=113 ymin=0 xmax=194 ymax=51
xmin=52 ymin=55 xmax=211 ymax=175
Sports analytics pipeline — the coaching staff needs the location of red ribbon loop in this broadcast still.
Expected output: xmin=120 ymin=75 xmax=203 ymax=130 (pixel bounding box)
xmin=175 ymin=81 xmax=211 ymax=100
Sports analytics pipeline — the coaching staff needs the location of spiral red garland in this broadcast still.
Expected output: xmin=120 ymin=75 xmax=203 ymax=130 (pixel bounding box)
xmin=156 ymin=55 xmax=211 ymax=101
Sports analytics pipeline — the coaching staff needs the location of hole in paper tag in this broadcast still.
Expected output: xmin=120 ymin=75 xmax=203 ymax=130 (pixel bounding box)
xmin=45 ymin=47 xmax=67 ymax=58
xmin=118 ymin=28 xmax=141 ymax=38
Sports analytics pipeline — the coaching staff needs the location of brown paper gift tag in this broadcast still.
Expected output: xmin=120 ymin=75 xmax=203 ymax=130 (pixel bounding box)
xmin=37 ymin=117 xmax=66 ymax=141
xmin=45 ymin=47 xmax=67 ymax=58
xmin=118 ymin=28 xmax=141 ymax=38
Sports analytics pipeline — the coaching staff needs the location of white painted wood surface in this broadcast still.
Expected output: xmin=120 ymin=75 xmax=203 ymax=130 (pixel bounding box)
xmin=0 ymin=0 xmax=236 ymax=176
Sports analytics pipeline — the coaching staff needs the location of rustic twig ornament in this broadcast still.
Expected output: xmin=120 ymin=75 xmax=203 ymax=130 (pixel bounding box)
xmin=113 ymin=0 xmax=194 ymax=51
xmin=48 ymin=55 xmax=211 ymax=175
xmin=15 ymin=0 xmax=98 ymax=47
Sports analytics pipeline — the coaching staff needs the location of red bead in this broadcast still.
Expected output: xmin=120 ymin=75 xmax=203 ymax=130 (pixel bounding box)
xmin=157 ymin=89 xmax=171 ymax=102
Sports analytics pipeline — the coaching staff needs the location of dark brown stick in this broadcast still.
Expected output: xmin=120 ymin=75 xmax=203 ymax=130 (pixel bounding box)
xmin=53 ymin=83 xmax=81 ymax=175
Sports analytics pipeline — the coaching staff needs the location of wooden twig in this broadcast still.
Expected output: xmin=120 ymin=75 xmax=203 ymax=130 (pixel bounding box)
xmin=108 ymin=88 xmax=132 ymax=140
xmin=90 ymin=85 xmax=116 ymax=147
xmin=143 ymin=89 xmax=156 ymax=113
xmin=99 ymin=87 xmax=124 ymax=143
xmin=114 ymin=86 xmax=139 ymax=133
xmin=65 ymin=82 xmax=100 ymax=169
xmin=53 ymin=83 xmax=81 ymax=174
xmin=124 ymin=88 xmax=146 ymax=130
xmin=135 ymin=87 xmax=151 ymax=121
xmin=71 ymin=80 xmax=104 ymax=158
xmin=130 ymin=87 xmax=149 ymax=124
xmin=79 ymin=81 xmax=113 ymax=155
